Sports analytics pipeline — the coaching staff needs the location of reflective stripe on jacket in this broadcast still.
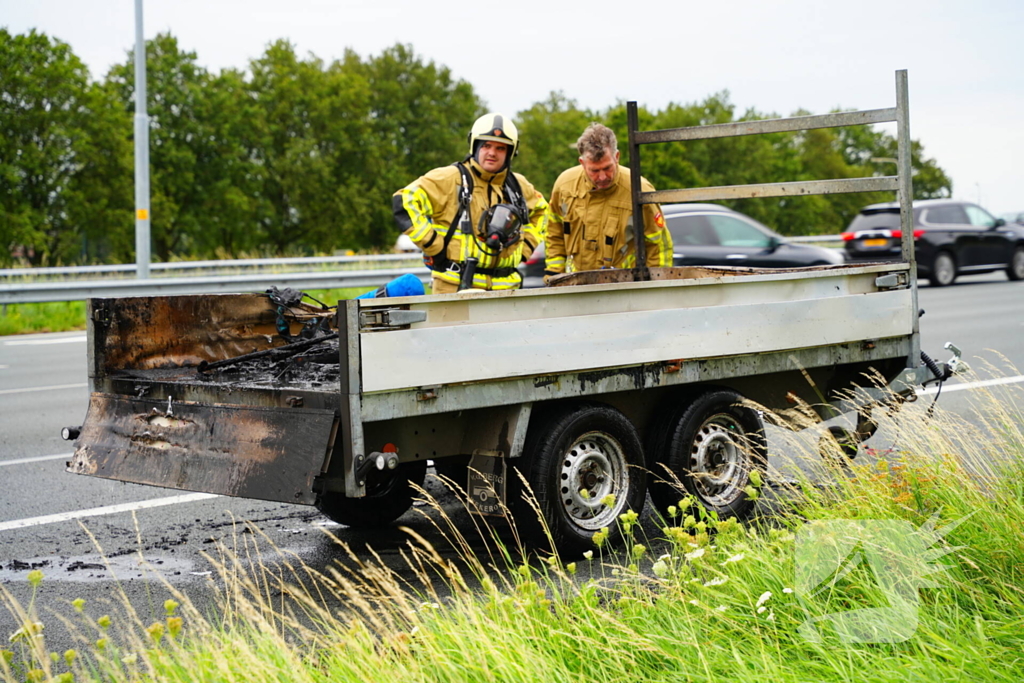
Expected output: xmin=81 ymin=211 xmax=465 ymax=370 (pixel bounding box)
xmin=394 ymin=159 xmax=549 ymax=291
xmin=546 ymin=165 xmax=672 ymax=274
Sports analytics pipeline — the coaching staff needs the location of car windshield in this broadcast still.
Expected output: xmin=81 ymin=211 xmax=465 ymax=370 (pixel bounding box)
xmin=847 ymin=210 xmax=901 ymax=232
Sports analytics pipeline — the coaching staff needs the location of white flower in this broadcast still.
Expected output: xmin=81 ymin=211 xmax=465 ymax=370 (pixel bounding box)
xmin=766 ymin=612 xmax=775 ymax=621
xmin=688 ymin=599 xmax=699 ymax=606
xmin=782 ymin=587 xmax=793 ymax=594
xmin=684 ymin=547 xmax=705 ymax=561
xmin=721 ymin=553 xmax=745 ymax=565
xmin=658 ymin=553 xmax=672 ymax=562
xmin=757 ymin=605 xmax=767 ymax=614
xmin=756 ymin=591 xmax=772 ymax=608
xmin=715 ymin=605 xmax=728 ymax=613
xmin=652 ymin=560 xmax=670 ymax=578
xmin=703 ymin=576 xmax=728 ymax=587
xmin=583 ymin=551 xmax=594 ymax=561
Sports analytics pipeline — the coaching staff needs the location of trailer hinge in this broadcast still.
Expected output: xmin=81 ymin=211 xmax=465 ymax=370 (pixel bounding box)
xmin=359 ymin=308 xmax=427 ymax=330
xmin=874 ymin=272 xmax=908 ymax=289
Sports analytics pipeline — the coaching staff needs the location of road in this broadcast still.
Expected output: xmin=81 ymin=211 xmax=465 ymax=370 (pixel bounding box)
xmin=2 ymin=272 xmax=1022 ymax=648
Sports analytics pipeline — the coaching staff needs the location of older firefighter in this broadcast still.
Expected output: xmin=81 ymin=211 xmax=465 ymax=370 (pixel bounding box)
xmin=545 ymin=123 xmax=672 ymax=281
xmin=393 ymin=113 xmax=549 ymax=293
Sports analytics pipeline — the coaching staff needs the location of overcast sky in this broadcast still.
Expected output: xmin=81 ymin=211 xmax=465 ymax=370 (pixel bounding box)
xmin=4 ymin=0 xmax=1022 ymax=216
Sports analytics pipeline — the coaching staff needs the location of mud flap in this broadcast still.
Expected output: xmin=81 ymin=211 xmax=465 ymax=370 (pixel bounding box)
xmin=467 ymin=451 xmax=506 ymax=517
xmin=67 ymin=393 xmax=337 ymax=505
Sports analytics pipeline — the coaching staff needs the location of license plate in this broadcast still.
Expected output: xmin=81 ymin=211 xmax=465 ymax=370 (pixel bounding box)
xmin=863 ymin=238 xmax=888 ymax=247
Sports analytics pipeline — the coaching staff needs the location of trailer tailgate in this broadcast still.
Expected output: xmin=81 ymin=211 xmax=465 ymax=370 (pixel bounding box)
xmin=67 ymin=393 xmax=337 ymax=504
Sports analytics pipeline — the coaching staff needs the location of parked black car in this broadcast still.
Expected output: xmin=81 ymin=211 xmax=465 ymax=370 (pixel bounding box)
xmin=841 ymin=199 xmax=1024 ymax=286
xmin=663 ymin=203 xmax=845 ymax=268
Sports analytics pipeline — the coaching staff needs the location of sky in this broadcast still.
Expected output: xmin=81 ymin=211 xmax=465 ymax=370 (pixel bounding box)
xmin=4 ymin=0 xmax=1022 ymax=216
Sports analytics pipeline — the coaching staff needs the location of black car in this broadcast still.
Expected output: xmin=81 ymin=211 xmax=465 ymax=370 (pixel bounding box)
xmin=841 ymin=199 xmax=1024 ymax=286
xmin=663 ymin=203 xmax=845 ymax=269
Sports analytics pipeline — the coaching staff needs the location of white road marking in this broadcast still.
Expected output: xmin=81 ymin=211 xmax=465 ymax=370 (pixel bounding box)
xmin=920 ymin=374 xmax=1024 ymax=396
xmin=1 ymin=453 xmax=73 ymax=467
xmin=0 ymin=493 xmax=221 ymax=532
xmin=4 ymin=335 xmax=87 ymax=346
xmin=0 ymin=383 xmax=88 ymax=396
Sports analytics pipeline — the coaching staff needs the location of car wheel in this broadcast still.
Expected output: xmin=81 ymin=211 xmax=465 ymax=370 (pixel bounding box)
xmin=514 ymin=403 xmax=646 ymax=556
xmin=316 ymin=461 xmax=427 ymax=528
xmin=649 ymin=389 xmax=767 ymax=520
xmin=1007 ymin=246 xmax=1024 ymax=281
xmin=928 ymin=251 xmax=957 ymax=287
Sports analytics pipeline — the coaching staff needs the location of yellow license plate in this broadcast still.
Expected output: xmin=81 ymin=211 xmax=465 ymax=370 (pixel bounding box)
xmin=863 ymin=238 xmax=888 ymax=247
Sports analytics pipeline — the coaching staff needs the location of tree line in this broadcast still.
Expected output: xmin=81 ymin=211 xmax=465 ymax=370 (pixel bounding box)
xmin=0 ymin=28 xmax=952 ymax=267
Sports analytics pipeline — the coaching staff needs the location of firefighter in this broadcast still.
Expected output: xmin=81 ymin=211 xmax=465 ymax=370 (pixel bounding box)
xmin=393 ymin=113 xmax=549 ymax=293
xmin=545 ymin=123 xmax=672 ymax=281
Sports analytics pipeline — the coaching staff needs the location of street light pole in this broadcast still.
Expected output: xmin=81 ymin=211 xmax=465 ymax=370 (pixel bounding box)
xmin=133 ymin=0 xmax=151 ymax=279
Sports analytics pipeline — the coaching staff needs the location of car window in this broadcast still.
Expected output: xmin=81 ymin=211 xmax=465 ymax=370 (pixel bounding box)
xmin=847 ymin=211 xmax=901 ymax=232
xmin=667 ymin=214 xmax=719 ymax=246
xmin=707 ymin=215 xmax=772 ymax=248
xmin=922 ymin=205 xmax=968 ymax=225
xmin=964 ymin=205 xmax=997 ymax=228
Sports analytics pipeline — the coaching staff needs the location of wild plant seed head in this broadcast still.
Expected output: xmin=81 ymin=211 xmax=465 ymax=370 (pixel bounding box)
xmin=164 ymin=599 xmax=179 ymax=616
xmin=146 ymin=622 xmax=165 ymax=643
xmin=27 ymin=570 xmax=43 ymax=587
xmin=64 ymin=649 xmax=77 ymax=667
xmin=667 ymin=505 xmax=678 ymax=518
xmin=748 ymin=469 xmax=763 ymax=488
xmin=600 ymin=494 xmax=616 ymax=508
xmin=652 ymin=560 xmax=669 ymax=578
xmin=166 ymin=616 xmax=183 ymax=638
xmin=631 ymin=544 xmax=646 ymax=560
xmin=579 ymin=488 xmax=590 ymax=500
xmin=72 ymin=598 xmax=85 ymax=613
xmin=97 ymin=615 xmax=111 ymax=630
xmin=583 ymin=551 xmax=594 ymax=561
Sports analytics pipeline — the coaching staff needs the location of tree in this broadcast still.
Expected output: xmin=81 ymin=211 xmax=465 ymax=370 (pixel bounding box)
xmin=356 ymin=44 xmax=483 ymax=249
xmin=106 ymin=33 xmax=219 ymax=261
xmin=514 ymin=92 xmax=595 ymax=195
xmin=0 ymin=29 xmax=93 ymax=265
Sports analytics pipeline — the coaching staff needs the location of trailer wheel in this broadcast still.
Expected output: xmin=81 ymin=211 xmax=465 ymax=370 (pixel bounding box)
xmin=649 ymin=390 xmax=767 ymax=520
xmin=515 ymin=404 xmax=646 ymax=556
xmin=317 ymin=461 xmax=427 ymax=529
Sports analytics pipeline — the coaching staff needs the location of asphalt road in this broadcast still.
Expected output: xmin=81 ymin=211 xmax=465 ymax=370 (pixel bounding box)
xmin=2 ymin=271 xmax=1022 ymax=650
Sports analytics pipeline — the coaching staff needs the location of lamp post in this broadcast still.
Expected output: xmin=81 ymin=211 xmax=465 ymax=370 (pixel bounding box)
xmin=134 ymin=0 xmax=151 ymax=279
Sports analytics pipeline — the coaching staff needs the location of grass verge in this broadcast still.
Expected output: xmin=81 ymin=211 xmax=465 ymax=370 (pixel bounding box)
xmin=2 ymin=383 xmax=1023 ymax=682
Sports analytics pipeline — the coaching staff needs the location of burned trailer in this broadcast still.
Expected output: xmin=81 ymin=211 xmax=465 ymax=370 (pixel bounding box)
xmin=66 ymin=71 xmax=954 ymax=555
xmin=68 ymin=259 xmax=941 ymax=555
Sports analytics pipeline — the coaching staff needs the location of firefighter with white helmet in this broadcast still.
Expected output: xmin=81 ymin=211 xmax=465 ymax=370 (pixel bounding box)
xmin=393 ymin=113 xmax=549 ymax=293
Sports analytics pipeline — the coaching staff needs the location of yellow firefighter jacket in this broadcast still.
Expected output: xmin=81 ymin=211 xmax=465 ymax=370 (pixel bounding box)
xmin=546 ymin=165 xmax=672 ymax=275
xmin=393 ymin=159 xmax=549 ymax=291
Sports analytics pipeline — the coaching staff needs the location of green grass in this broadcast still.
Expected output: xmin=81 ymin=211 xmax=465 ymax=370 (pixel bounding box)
xmin=3 ymin=382 xmax=1023 ymax=682
xmin=0 ymin=301 xmax=88 ymax=336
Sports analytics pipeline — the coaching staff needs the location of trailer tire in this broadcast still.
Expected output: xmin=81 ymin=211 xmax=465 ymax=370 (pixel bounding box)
xmin=649 ymin=389 xmax=767 ymax=520
xmin=514 ymin=403 xmax=646 ymax=556
xmin=316 ymin=461 xmax=427 ymax=529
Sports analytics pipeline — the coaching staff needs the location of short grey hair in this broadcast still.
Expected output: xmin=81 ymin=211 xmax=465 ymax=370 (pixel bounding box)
xmin=576 ymin=123 xmax=617 ymax=161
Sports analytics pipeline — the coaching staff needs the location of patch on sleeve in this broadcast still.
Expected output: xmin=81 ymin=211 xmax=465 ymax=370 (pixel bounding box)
xmin=654 ymin=212 xmax=666 ymax=229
